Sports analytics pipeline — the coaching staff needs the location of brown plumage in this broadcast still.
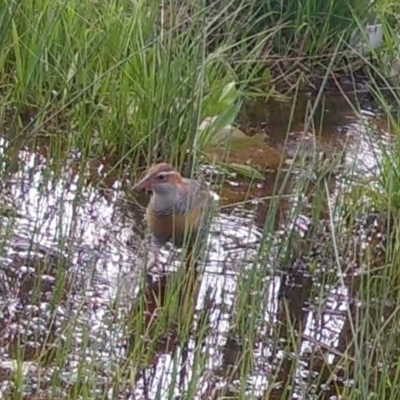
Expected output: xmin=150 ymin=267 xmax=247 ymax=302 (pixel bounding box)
xmin=133 ymin=163 xmax=214 ymax=268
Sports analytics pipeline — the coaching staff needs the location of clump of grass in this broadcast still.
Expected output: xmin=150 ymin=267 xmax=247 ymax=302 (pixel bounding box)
xmin=207 ymin=0 xmax=371 ymax=55
xmin=194 ymin=0 xmax=374 ymax=94
xmin=0 ymin=0 xmax=245 ymax=169
xmin=0 ymin=0 xmax=385 ymax=171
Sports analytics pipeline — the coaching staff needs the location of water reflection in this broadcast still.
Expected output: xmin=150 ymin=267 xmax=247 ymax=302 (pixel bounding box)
xmin=0 ymin=92 xmax=394 ymax=399
xmin=239 ymin=94 xmax=389 ymax=176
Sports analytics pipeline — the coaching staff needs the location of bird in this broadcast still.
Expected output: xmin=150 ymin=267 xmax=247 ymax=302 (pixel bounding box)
xmin=133 ymin=163 xmax=215 ymax=269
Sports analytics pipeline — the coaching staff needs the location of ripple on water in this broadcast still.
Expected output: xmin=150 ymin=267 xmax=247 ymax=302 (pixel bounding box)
xmin=0 ymin=104 xmax=390 ymax=400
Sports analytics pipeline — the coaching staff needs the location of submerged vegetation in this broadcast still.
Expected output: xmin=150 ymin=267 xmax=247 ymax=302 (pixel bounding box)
xmin=1 ymin=0 xmax=400 ymax=398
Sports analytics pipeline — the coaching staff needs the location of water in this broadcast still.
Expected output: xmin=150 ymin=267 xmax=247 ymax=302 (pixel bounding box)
xmin=0 ymin=93 xmax=393 ymax=399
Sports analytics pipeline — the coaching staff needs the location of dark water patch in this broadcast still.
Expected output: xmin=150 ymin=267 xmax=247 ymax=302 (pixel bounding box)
xmin=236 ymin=93 xmax=390 ymax=176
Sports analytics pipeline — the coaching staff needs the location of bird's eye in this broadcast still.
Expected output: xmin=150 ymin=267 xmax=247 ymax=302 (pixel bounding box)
xmin=156 ymin=174 xmax=165 ymax=180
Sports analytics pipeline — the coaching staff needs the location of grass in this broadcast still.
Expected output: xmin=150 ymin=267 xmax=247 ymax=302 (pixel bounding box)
xmin=0 ymin=0 xmax=383 ymax=170
xmin=0 ymin=0 xmax=243 ymax=171
xmin=210 ymin=0 xmax=371 ymax=54
xmin=1 ymin=0 xmax=400 ymax=398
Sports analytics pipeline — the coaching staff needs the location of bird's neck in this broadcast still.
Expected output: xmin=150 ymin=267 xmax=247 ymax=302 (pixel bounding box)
xmin=151 ymin=185 xmax=187 ymax=215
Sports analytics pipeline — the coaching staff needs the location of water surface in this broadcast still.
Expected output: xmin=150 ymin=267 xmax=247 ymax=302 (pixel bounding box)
xmin=0 ymin=93 xmax=393 ymax=399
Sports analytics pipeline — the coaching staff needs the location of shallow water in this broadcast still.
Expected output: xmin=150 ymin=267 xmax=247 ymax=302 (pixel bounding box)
xmin=0 ymin=93 xmax=394 ymax=399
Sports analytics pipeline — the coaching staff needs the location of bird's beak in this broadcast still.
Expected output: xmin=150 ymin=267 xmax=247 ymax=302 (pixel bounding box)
xmin=133 ymin=175 xmax=151 ymax=191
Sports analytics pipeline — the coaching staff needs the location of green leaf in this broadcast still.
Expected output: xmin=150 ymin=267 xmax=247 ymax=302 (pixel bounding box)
xmin=198 ymin=101 xmax=242 ymax=147
xmin=226 ymin=163 xmax=264 ymax=180
xmin=219 ymin=81 xmax=238 ymax=107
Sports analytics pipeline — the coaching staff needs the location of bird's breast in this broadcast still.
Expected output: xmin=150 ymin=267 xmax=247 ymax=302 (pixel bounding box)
xmin=147 ymin=206 xmax=202 ymax=247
